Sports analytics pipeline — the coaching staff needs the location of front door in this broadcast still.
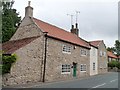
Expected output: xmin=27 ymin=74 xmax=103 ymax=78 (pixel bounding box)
xmin=73 ymin=63 xmax=77 ymax=77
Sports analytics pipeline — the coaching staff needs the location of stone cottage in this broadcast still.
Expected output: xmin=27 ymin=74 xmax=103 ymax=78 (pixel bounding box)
xmin=90 ymin=40 xmax=108 ymax=74
xmin=2 ymin=1 xmax=107 ymax=86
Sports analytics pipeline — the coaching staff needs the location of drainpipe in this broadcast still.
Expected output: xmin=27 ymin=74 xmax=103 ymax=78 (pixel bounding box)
xmin=42 ymin=32 xmax=48 ymax=82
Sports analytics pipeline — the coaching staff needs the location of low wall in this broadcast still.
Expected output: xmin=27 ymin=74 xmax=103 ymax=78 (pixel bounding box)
xmin=108 ymin=67 xmax=120 ymax=72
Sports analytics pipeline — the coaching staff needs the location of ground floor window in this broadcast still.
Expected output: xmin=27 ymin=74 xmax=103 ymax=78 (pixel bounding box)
xmin=93 ymin=62 xmax=95 ymax=70
xmin=61 ymin=64 xmax=71 ymax=74
xmin=80 ymin=64 xmax=86 ymax=72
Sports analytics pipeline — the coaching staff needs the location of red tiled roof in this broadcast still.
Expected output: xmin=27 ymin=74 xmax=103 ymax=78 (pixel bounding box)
xmin=107 ymin=51 xmax=118 ymax=59
xmin=2 ymin=36 xmax=40 ymax=54
xmin=33 ymin=18 xmax=90 ymax=49
xmin=118 ymin=56 xmax=120 ymax=59
xmin=89 ymin=40 xmax=103 ymax=47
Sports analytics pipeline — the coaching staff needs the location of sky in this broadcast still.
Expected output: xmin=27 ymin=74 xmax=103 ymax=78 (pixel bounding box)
xmin=12 ymin=0 xmax=120 ymax=47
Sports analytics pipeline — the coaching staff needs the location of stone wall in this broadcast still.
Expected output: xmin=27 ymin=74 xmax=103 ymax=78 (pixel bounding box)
xmin=98 ymin=42 xmax=108 ymax=74
xmin=3 ymin=36 xmax=45 ymax=86
xmin=10 ymin=17 xmax=42 ymax=41
xmin=45 ymin=37 xmax=90 ymax=82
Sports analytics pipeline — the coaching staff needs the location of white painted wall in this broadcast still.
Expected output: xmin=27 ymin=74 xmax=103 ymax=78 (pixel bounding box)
xmin=90 ymin=46 xmax=98 ymax=76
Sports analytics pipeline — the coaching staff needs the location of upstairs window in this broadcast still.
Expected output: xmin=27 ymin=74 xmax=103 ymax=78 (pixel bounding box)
xmin=100 ymin=51 xmax=102 ymax=56
xmin=81 ymin=49 xmax=87 ymax=56
xmin=62 ymin=45 xmax=71 ymax=54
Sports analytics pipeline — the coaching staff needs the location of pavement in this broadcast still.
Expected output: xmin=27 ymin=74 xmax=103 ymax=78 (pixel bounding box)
xmin=2 ymin=72 xmax=119 ymax=89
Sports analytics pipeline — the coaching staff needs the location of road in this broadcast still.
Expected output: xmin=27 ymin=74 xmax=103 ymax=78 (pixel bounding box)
xmin=30 ymin=72 xmax=119 ymax=88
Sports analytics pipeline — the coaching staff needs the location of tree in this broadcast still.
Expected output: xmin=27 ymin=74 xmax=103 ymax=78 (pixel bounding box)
xmin=107 ymin=47 xmax=115 ymax=53
xmin=2 ymin=0 xmax=21 ymax=43
xmin=107 ymin=40 xmax=120 ymax=57
xmin=114 ymin=40 xmax=120 ymax=57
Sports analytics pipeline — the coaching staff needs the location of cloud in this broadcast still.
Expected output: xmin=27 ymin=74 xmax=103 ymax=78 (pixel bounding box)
xmin=13 ymin=0 xmax=119 ymax=47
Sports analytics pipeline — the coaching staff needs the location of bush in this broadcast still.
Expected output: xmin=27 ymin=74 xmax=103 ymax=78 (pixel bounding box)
xmin=108 ymin=61 xmax=120 ymax=69
xmin=116 ymin=62 xmax=120 ymax=69
xmin=1 ymin=54 xmax=17 ymax=75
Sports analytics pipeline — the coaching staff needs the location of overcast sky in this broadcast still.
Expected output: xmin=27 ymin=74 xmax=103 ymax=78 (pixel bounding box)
xmin=13 ymin=0 xmax=119 ymax=47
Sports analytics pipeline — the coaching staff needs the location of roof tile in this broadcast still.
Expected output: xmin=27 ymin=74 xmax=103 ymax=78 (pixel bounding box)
xmin=33 ymin=18 xmax=90 ymax=49
xmin=2 ymin=36 xmax=40 ymax=54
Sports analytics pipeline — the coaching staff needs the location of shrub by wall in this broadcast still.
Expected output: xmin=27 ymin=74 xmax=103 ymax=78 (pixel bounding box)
xmin=1 ymin=54 xmax=17 ymax=75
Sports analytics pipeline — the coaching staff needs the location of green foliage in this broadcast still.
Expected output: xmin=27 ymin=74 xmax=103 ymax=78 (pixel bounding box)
xmin=1 ymin=54 xmax=17 ymax=75
xmin=2 ymin=0 xmax=21 ymax=43
xmin=108 ymin=61 xmax=120 ymax=69
xmin=107 ymin=40 xmax=120 ymax=57
xmin=114 ymin=40 xmax=120 ymax=56
xmin=116 ymin=62 xmax=120 ymax=69
xmin=107 ymin=47 xmax=115 ymax=53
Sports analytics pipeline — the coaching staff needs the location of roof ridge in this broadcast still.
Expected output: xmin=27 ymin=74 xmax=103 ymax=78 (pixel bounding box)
xmin=33 ymin=17 xmax=89 ymax=43
xmin=33 ymin=17 xmax=90 ymax=48
xmin=33 ymin=17 xmax=78 ymax=36
xmin=89 ymin=40 xmax=103 ymax=42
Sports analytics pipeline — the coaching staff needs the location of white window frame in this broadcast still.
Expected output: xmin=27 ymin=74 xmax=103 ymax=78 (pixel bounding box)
xmin=61 ymin=64 xmax=71 ymax=74
xmin=62 ymin=45 xmax=71 ymax=54
xmin=80 ymin=49 xmax=87 ymax=56
xmin=100 ymin=51 xmax=102 ymax=56
xmin=93 ymin=62 xmax=95 ymax=70
xmin=80 ymin=64 xmax=86 ymax=72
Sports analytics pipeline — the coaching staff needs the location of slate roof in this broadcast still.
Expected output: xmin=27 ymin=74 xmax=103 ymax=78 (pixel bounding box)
xmin=33 ymin=18 xmax=90 ymax=49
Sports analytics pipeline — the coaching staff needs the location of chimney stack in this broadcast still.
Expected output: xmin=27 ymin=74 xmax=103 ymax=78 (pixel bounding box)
xmin=25 ymin=1 xmax=33 ymax=17
xmin=71 ymin=23 xmax=79 ymax=36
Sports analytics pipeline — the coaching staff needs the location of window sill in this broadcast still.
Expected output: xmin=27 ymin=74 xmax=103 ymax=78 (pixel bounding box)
xmin=62 ymin=52 xmax=71 ymax=54
xmin=61 ymin=72 xmax=71 ymax=74
xmin=80 ymin=71 xmax=86 ymax=72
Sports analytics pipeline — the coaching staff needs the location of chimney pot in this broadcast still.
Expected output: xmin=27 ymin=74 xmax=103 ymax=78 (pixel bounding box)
xmin=25 ymin=1 xmax=33 ymax=17
xmin=28 ymin=1 xmax=31 ymax=6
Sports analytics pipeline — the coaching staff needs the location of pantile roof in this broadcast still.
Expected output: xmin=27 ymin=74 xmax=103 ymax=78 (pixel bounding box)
xmin=89 ymin=40 xmax=103 ymax=47
xmin=107 ymin=51 xmax=118 ymax=59
xmin=2 ymin=36 xmax=40 ymax=54
xmin=33 ymin=18 xmax=90 ymax=49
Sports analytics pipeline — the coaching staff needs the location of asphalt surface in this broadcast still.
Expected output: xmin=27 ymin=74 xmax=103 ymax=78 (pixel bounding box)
xmin=30 ymin=72 xmax=119 ymax=88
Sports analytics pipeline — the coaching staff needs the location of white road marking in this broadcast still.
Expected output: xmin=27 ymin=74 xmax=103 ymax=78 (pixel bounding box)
xmin=110 ymin=79 xmax=118 ymax=83
xmin=92 ymin=83 xmax=106 ymax=88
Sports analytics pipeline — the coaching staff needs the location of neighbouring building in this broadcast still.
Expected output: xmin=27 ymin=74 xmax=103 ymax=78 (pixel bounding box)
xmin=2 ymin=1 xmax=108 ymax=86
xmin=89 ymin=43 xmax=98 ymax=76
xmin=107 ymin=51 xmax=118 ymax=62
xmin=90 ymin=40 xmax=108 ymax=74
